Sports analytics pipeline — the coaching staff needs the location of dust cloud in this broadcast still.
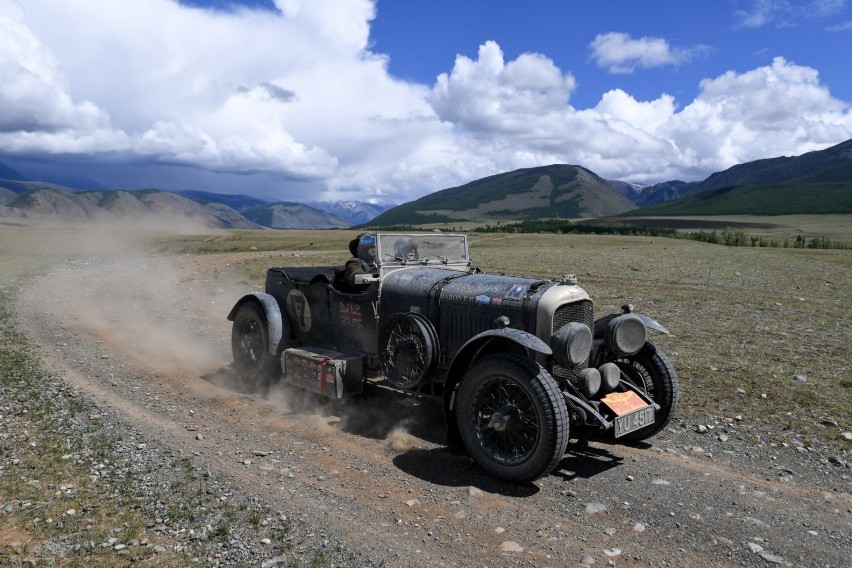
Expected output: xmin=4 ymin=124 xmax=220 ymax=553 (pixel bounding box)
xmin=6 ymin=220 xmax=239 ymax=379
xmin=264 ymin=383 xmax=422 ymax=443
xmin=386 ymin=424 xmax=421 ymax=452
xmin=5 ymin=220 xmax=443 ymax=448
xmin=1 ymin=216 xmax=222 ymax=257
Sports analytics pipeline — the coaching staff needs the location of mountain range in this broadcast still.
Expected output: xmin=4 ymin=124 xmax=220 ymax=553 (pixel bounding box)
xmin=613 ymin=138 xmax=852 ymax=208
xmin=619 ymin=138 xmax=852 ymax=216
xmin=366 ymin=138 xmax=851 ymax=225
xmin=0 ymin=176 xmax=388 ymax=230
xmin=1 ymin=138 xmax=850 ymax=229
xmin=365 ymin=164 xmax=637 ymax=226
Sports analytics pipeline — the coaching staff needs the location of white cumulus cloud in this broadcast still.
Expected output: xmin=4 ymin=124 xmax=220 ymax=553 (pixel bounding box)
xmin=427 ymin=44 xmax=852 ymax=184
xmin=589 ymin=32 xmax=703 ymax=74
xmin=0 ymin=0 xmax=850 ymax=202
xmin=665 ymin=57 xmax=852 ymax=169
xmin=0 ymin=0 xmax=128 ymax=151
xmin=430 ymin=41 xmax=577 ymax=134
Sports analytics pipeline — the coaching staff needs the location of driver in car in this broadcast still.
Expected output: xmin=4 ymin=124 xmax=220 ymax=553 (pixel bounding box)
xmin=345 ymin=233 xmax=378 ymax=287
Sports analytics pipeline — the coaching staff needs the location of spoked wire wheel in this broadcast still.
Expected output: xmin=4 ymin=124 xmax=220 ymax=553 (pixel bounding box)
xmin=378 ymin=313 xmax=438 ymax=390
xmin=231 ymin=302 xmax=278 ymax=392
xmin=455 ymin=353 xmax=568 ymax=482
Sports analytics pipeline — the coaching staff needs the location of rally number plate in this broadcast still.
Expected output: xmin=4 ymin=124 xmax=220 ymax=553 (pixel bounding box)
xmin=613 ymin=405 xmax=655 ymax=438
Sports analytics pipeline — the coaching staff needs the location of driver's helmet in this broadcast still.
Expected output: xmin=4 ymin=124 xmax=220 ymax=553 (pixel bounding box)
xmin=394 ymin=238 xmax=418 ymax=260
xmin=349 ymin=233 xmax=376 ymax=264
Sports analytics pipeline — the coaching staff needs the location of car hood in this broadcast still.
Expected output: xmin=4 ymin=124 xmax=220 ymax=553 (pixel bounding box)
xmin=380 ymin=267 xmax=549 ymax=317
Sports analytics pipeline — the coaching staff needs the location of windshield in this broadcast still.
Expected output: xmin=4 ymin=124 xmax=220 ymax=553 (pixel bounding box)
xmin=376 ymin=233 xmax=469 ymax=267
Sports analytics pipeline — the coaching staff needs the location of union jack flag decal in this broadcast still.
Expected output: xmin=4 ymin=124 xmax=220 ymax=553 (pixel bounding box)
xmin=340 ymin=302 xmax=362 ymax=327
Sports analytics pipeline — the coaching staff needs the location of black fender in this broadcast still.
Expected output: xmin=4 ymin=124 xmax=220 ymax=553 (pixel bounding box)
xmin=442 ymin=328 xmax=552 ymax=449
xmin=594 ymin=311 xmax=669 ymax=337
xmin=227 ymin=293 xmax=287 ymax=356
xmin=634 ymin=313 xmax=669 ymax=334
xmin=591 ymin=310 xmax=669 ymax=367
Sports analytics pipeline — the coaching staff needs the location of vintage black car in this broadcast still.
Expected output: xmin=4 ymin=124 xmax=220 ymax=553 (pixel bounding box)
xmin=228 ymin=232 xmax=679 ymax=482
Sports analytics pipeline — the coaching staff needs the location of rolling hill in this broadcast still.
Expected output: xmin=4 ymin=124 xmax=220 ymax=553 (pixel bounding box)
xmin=171 ymin=191 xmax=380 ymax=227
xmin=617 ymin=139 xmax=852 ymax=217
xmin=241 ymin=202 xmax=349 ymax=229
xmin=692 ymin=138 xmax=852 ymax=191
xmin=0 ymin=178 xmax=353 ymax=229
xmin=365 ymin=165 xmax=637 ymax=226
xmin=3 ymin=137 xmax=851 ymax=228
xmin=615 ymin=180 xmax=700 ymax=208
xmin=0 ymin=186 xmax=263 ymax=229
xmin=619 ymin=182 xmax=852 ymax=216
xmin=174 ymin=189 xmax=272 ymax=212
xmin=614 ymin=139 xmax=852 ymax=212
xmin=0 ymin=165 xmax=365 ymax=229
xmin=306 ymin=200 xmax=394 ymax=225
xmin=0 ymin=186 xmax=15 ymax=205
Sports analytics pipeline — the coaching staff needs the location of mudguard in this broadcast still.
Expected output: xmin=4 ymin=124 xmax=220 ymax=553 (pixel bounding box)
xmin=443 ymin=328 xmax=553 ymax=450
xmin=594 ymin=311 xmax=670 ymax=337
xmin=449 ymin=328 xmax=552 ymax=378
xmin=634 ymin=313 xmax=669 ymax=335
xmin=227 ymin=293 xmax=285 ymax=355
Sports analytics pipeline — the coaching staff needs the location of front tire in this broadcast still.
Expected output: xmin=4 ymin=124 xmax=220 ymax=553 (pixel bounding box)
xmin=455 ymin=354 xmax=569 ymax=482
xmin=615 ymin=342 xmax=679 ymax=441
xmin=231 ymin=302 xmax=279 ymax=393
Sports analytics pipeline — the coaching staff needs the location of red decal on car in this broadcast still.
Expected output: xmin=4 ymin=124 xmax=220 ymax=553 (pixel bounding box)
xmin=340 ymin=302 xmax=362 ymax=327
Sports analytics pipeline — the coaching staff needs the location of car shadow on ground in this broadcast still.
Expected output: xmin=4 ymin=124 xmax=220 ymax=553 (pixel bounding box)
xmin=550 ymin=440 xmax=625 ymax=481
xmin=329 ymin=381 xmax=448 ymax=443
xmin=394 ymin=441 xmax=627 ymax=495
xmin=392 ymin=449 xmax=541 ymax=497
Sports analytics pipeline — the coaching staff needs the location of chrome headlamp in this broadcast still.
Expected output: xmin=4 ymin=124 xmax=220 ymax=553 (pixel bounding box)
xmin=550 ymin=322 xmax=593 ymax=368
xmin=605 ymin=314 xmax=647 ymax=357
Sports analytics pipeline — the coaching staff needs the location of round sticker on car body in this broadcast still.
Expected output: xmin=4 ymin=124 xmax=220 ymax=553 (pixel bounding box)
xmin=286 ymin=289 xmax=312 ymax=334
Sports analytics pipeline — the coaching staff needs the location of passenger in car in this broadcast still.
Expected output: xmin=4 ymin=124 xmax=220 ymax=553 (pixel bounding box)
xmin=345 ymin=233 xmax=379 ymax=287
xmin=394 ymin=238 xmax=419 ymax=261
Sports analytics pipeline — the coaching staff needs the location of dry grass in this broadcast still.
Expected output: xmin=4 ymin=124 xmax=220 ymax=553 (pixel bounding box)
xmin=418 ymin=214 xmax=852 ymax=245
xmin=491 ymin=234 xmax=850 ymax=448
xmin=4 ymin=225 xmax=849 ymax=452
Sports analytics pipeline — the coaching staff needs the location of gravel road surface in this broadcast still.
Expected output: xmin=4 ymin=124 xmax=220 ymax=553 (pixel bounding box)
xmin=8 ymin=251 xmax=851 ymax=567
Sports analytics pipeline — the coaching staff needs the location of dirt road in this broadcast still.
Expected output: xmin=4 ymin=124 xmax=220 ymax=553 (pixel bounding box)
xmin=13 ymin=251 xmax=851 ymax=567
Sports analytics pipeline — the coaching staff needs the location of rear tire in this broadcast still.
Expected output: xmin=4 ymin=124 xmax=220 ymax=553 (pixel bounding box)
xmin=615 ymin=342 xmax=679 ymax=441
xmin=455 ymin=354 xmax=569 ymax=482
xmin=231 ymin=302 xmax=279 ymax=393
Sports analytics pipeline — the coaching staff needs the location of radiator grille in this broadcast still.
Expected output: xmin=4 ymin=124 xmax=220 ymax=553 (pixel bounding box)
xmin=551 ymin=299 xmax=594 ymax=383
xmin=553 ymin=299 xmax=594 ymax=331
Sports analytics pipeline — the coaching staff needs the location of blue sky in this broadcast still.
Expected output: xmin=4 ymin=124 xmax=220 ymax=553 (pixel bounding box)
xmin=372 ymin=1 xmax=851 ymax=108
xmin=1 ymin=0 xmax=851 ymax=203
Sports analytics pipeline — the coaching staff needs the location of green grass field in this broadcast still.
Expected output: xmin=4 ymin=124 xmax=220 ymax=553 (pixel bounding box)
xmin=577 ymin=214 xmax=852 ymax=245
